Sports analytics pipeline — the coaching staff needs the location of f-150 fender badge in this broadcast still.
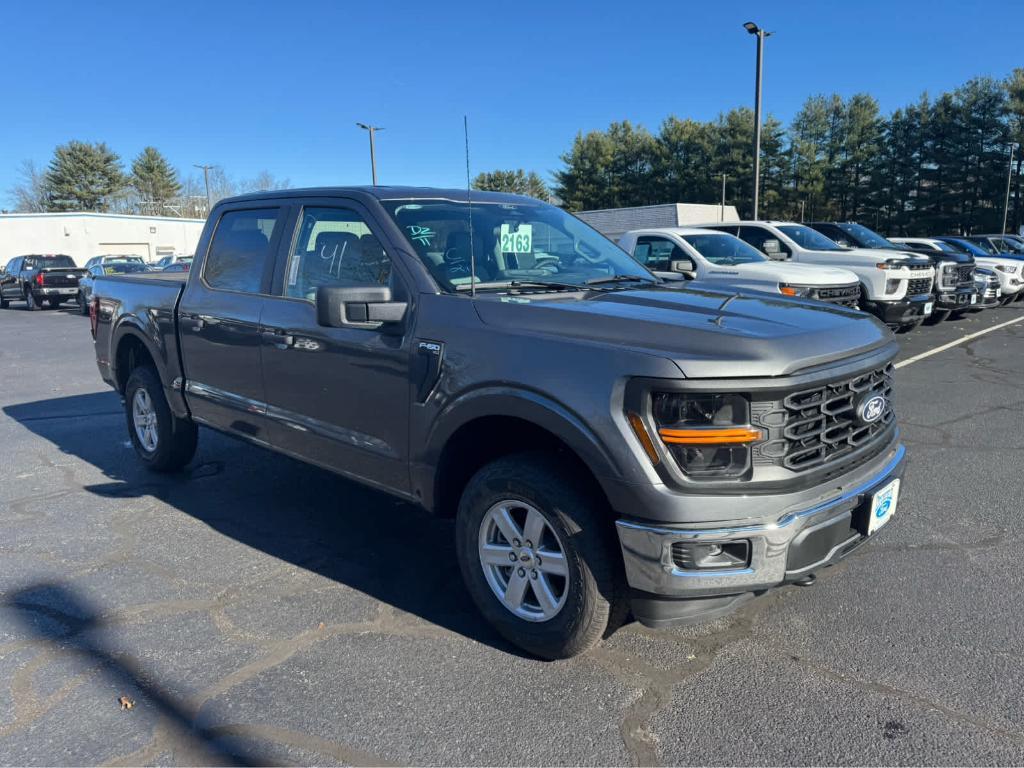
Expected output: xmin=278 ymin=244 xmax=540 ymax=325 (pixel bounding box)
xmin=857 ymin=394 xmax=887 ymax=425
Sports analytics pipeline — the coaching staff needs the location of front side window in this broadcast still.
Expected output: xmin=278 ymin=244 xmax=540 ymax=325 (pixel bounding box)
xmin=776 ymin=225 xmax=845 ymax=252
xmin=284 ymin=207 xmax=392 ymax=301
xmin=682 ymin=234 xmax=767 ymax=265
xmin=633 ymin=237 xmax=682 ymax=271
xmin=380 ymin=198 xmax=654 ymax=292
xmin=204 ymin=208 xmax=280 ymax=294
xmin=738 ymin=226 xmax=790 ymax=257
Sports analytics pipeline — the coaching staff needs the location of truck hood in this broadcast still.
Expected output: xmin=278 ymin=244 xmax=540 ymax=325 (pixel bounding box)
xmin=828 ymin=247 xmax=932 ymax=267
xmin=474 ymin=285 xmax=891 ymax=379
xmin=720 ymin=260 xmax=857 ymax=285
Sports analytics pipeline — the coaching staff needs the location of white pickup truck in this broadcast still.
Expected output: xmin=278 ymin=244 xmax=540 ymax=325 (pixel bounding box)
xmin=890 ymin=237 xmax=1024 ymax=306
xmin=618 ymin=227 xmax=862 ymax=307
xmin=698 ymin=221 xmax=936 ymax=331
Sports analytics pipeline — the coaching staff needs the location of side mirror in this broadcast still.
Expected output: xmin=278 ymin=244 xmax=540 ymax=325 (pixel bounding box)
xmin=316 ymin=285 xmax=408 ymax=332
xmin=761 ymin=239 xmax=782 ymax=260
xmin=670 ymin=257 xmax=697 ymax=278
xmin=836 ymin=239 xmax=851 ymax=248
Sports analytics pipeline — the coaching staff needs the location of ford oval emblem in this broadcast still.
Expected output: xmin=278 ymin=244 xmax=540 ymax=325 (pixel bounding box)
xmin=858 ymin=395 xmax=887 ymax=424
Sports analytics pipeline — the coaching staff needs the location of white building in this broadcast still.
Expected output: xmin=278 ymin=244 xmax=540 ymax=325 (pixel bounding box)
xmin=0 ymin=212 xmax=206 ymax=266
xmin=574 ymin=203 xmax=740 ymax=241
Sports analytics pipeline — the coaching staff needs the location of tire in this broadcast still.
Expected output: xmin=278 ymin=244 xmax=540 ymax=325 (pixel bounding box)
xmin=24 ymin=290 xmax=39 ymax=311
xmin=455 ymin=452 xmax=626 ymax=659
xmin=1001 ymin=295 xmax=1016 ymax=307
xmin=124 ymin=366 xmax=198 ymax=472
xmin=925 ymin=308 xmax=951 ymax=325
xmin=0 ymin=295 xmax=8 ymax=309
xmin=47 ymin=298 xmax=62 ymax=309
xmin=78 ymin=291 xmax=89 ymax=316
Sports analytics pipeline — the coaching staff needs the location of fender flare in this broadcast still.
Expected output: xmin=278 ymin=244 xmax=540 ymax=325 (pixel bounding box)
xmin=416 ymin=386 xmax=625 ymax=512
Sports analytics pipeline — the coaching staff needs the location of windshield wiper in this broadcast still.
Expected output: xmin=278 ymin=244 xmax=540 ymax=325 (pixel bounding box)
xmin=584 ymin=275 xmax=659 ymax=286
xmin=455 ymin=280 xmax=589 ymax=293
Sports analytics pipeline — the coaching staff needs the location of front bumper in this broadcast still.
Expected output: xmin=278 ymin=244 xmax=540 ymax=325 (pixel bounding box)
xmin=934 ymin=286 xmax=978 ymax=311
xmin=616 ymin=443 xmax=906 ymax=627
xmin=862 ymin=294 xmax=932 ymax=325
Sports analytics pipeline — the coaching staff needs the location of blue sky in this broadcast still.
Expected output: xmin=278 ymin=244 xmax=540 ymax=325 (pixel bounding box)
xmin=1 ymin=0 xmax=1020 ymax=202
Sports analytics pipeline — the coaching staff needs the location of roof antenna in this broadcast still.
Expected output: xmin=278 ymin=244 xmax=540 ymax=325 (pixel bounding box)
xmin=464 ymin=115 xmax=477 ymax=297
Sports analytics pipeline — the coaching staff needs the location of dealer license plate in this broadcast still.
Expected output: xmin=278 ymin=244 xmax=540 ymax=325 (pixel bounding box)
xmin=923 ymin=302 xmax=934 ymax=315
xmin=868 ymin=478 xmax=900 ymax=535
xmin=970 ymin=294 xmax=978 ymax=305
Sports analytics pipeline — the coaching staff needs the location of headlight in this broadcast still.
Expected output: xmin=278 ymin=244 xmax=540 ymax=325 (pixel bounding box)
xmin=995 ymin=264 xmax=1019 ymax=274
xmin=650 ymin=393 xmax=759 ymax=478
xmin=875 ymin=259 xmax=906 ymax=271
xmin=941 ymin=264 xmax=958 ymax=286
xmin=778 ymin=283 xmax=813 ymax=297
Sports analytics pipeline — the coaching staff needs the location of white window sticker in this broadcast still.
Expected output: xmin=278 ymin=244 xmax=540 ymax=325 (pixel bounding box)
xmin=500 ymin=224 xmax=533 ymax=253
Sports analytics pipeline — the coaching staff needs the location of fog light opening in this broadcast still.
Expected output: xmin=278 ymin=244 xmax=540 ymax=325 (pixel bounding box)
xmin=671 ymin=539 xmax=751 ymax=570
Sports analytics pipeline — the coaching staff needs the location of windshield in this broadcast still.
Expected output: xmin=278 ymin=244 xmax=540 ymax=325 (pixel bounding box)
xmin=965 ymin=238 xmax=998 ymax=255
xmin=380 ymin=199 xmax=654 ymax=292
xmin=995 ymin=237 xmax=1024 ymax=253
xmin=23 ymin=255 xmax=76 ymax=269
xmin=681 ymin=233 xmax=767 ymax=265
xmin=103 ymin=263 xmax=152 ymax=274
xmin=943 ymin=238 xmax=989 ymax=258
xmin=838 ymin=223 xmax=898 ymax=250
xmin=932 ymin=241 xmax=963 ymax=253
xmin=776 ymin=225 xmax=845 ymax=251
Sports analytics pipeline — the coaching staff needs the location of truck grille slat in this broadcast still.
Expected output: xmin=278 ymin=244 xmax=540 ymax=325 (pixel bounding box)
xmin=906 ymin=278 xmax=932 ymax=296
xmin=779 ymin=364 xmax=895 ymax=472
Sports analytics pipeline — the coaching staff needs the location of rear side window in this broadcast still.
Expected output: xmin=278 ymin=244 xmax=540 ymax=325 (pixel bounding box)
xmin=204 ymin=209 xmax=281 ymax=293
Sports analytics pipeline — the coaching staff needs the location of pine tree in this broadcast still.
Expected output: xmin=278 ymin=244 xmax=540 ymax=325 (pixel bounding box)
xmin=44 ymin=141 xmax=126 ymax=212
xmin=130 ymin=147 xmax=181 ymax=209
xmin=473 ymin=169 xmax=550 ymax=201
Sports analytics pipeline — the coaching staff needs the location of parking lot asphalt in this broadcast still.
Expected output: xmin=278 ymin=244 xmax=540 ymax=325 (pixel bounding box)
xmin=1 ymin=302 xmax=1024 ymax=766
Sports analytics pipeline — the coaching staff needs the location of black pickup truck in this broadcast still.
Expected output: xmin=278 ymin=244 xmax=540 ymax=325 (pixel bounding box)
xmin=90 ymin=187 xmax=907 ymax=658
xmin=0 ymin=254 xmax=88 ymax=310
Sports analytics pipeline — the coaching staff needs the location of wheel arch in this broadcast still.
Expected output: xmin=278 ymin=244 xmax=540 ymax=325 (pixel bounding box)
xmin=420 ymin=389 xmax=623 ymax=519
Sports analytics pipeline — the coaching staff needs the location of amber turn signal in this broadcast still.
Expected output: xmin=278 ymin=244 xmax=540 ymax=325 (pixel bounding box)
xmin=658 ymin=427 xmax=762 ymax=445
xmin=627 ymin=412 xmax=661 ymax=465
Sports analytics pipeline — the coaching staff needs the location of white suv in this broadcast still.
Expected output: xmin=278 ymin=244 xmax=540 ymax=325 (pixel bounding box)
xmin=699 ymin=222 xmax=935 ymax=331
xmin=618 ymin=227 xmax=862 ymax=307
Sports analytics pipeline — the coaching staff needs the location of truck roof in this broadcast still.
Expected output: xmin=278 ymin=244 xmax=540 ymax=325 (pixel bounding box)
xmin=218 ymin=186 xmax=536 ymax=206
xmin=623 ymin=226 xmax=731 ymax=237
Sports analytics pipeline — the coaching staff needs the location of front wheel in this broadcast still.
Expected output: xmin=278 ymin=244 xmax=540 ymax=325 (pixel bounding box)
xmin=78 ymin=291 xmax=89 ymax=315
xmin=925 ymin=308 xmax=951 ymax=325
xmin=124 ymin=366 xmax=198 ymax=472
xmin=455 ymin=453 xmax=626 ymax=659
xmin=896 ymin=319 xmax=923 ymax=334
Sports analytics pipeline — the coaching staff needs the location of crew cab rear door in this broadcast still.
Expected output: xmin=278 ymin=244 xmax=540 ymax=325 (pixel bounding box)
xmin=258 ymin=199 xmax=414 ymax=493
xmin=177 ymin=204 xmax=288 ymax=441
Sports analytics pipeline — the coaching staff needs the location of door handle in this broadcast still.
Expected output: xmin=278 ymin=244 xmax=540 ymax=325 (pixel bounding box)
xmin=182 ymin=316 xmax=205 ymax=331
xmin=261 ymin=330 xmax=294 ymax=348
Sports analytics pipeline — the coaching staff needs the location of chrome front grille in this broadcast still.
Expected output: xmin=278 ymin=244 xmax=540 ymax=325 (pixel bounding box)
xmin=778 ymin=364 xmax=895 ymax=472
xmin=957 ymin=265 xmax=974 ymax=285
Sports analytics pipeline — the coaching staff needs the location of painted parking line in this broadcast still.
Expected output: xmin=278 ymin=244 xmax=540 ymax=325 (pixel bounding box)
xmin=896 ymin=315 xmax=1024 ymax=369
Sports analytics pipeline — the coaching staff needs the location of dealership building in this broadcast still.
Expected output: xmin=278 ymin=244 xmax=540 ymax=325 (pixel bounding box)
xmin=0 ymin=212 xmax=206 ymax=266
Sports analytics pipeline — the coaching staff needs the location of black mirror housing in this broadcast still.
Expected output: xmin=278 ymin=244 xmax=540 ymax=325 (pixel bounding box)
xmin=316 ymin=285 xmax=408 ymax=331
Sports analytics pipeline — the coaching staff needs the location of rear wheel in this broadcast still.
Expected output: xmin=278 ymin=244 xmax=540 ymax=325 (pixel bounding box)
xmin=455 ymin=452 xmax=626 ymax=659
xmin=47 ymin=297 xmax=62 ymax=308
xmin=24 ymin=291 xmax=39 ymax=311
xmin=0 ymin=294 xmax=8 ymax=309
xmin=124 ymin=366 xmax=198 ymax=472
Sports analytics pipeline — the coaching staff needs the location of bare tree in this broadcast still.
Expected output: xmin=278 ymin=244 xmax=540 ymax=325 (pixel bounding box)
xmin=8 ymin=160 xmax=48 ymax=212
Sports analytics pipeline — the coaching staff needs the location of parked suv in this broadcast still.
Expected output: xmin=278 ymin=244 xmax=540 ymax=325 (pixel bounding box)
xmin=698 ymin=222 xmax=935 ymax=331
xmin=619 ymin=227 xmax=861 ymax=306
xmin=83 ymin=254 xmax=147 ymax=271
xmin=807 ymin=222 xmax=977 ymax=323
xmin=91 ymin=187 xmax=907 ymax=658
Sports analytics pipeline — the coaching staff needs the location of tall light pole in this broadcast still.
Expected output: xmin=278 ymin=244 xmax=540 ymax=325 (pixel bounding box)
xmin=193 ymin=164 xmax=213 ymax=214
xmin=720 ymin=173 xmax=728 ymax=221
xmin=356 ymin=122 xmax=384 ymax=185
xmin=743 ymin=21 xmax=771 ymax=220
xmin=1002 ymin=142 xmax=1018 ymax=235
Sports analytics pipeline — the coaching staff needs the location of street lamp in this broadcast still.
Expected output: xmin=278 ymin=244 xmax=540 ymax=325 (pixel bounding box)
xmin=744 ymin=21 xmax=771 ymax=220
xmin=193 ymin=164 xmax=214 ymax=214
xmin=356 ymin=122 xmax=384 ymax=185
xmin=1002 ymin=142 xmax=1018 ymax=235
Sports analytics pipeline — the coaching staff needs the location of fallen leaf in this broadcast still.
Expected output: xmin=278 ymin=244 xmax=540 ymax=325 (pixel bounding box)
xmin=317 ymin=622 xmax=325 ymax=631
xmin=118 ymin=696 xmax=135 ymax=711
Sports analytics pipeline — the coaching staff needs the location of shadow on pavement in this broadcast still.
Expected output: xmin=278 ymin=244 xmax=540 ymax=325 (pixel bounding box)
xmin=3 ymin=394 xmax=520 ymax=657
xmin=4 ymin=582 xmax=265 ymax=766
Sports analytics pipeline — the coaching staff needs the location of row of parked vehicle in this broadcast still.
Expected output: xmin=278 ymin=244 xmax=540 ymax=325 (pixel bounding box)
xmin=616 ymin=221 xmax=1024 ymax=333
xmin=0 ymin=253 xmax=192 ymax=313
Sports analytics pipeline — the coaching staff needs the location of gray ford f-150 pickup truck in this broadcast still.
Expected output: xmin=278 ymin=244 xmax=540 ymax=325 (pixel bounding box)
xmin=91 ymin=187 xmax=907 ymax=659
